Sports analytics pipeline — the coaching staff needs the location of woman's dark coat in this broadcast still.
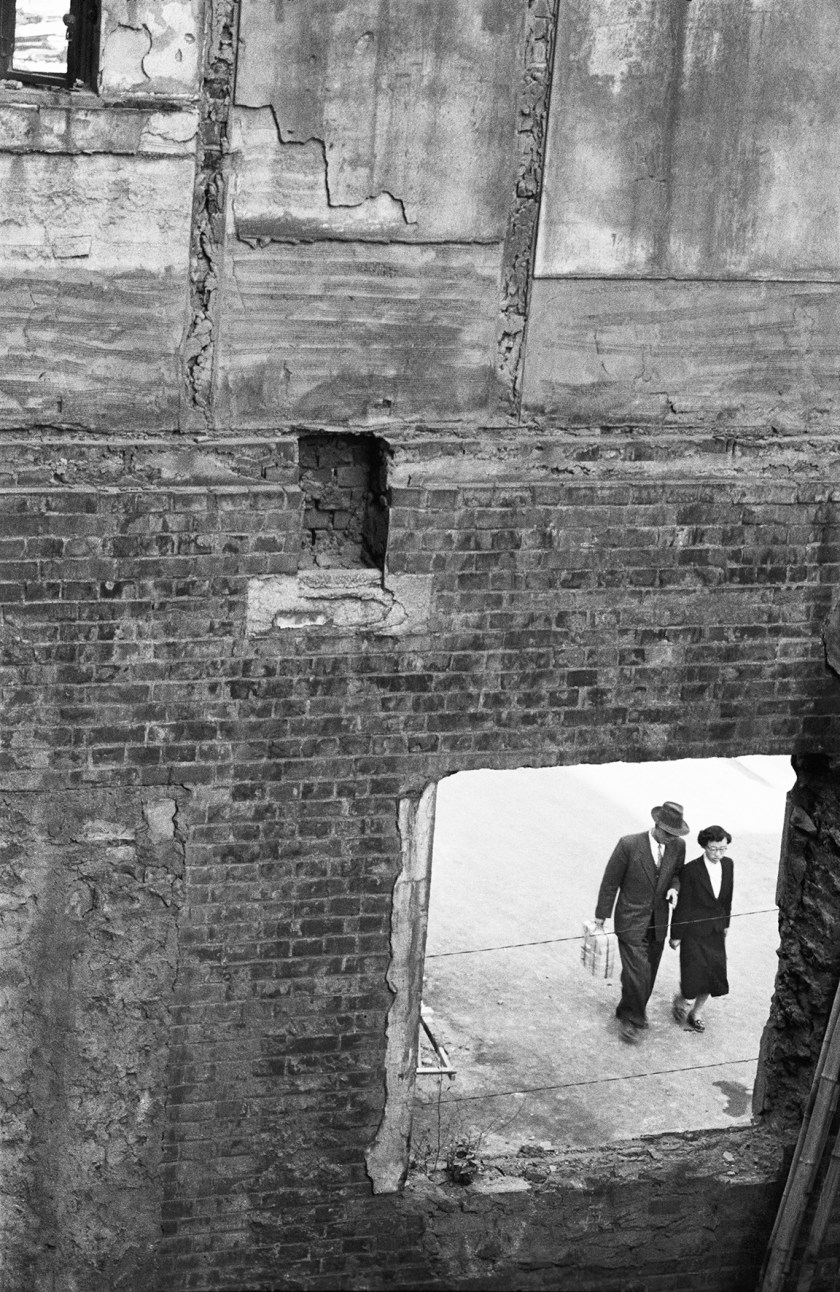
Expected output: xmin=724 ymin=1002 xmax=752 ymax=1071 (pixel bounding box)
xmin=671 ymin=854 xmax=733 ymax=998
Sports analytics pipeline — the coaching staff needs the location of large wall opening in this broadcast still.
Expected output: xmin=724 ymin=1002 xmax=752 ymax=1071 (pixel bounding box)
xmin=411 ymin=756 xmax=793 ymax=1170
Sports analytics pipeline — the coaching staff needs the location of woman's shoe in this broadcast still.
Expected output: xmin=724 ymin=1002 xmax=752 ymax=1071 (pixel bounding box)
xmin=687 ymin=1014 xmax=705 ymax=1032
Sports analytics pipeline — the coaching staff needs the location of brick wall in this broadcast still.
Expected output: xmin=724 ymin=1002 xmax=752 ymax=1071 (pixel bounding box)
xmin=0 ymin=430 xmax=839 ymax=1288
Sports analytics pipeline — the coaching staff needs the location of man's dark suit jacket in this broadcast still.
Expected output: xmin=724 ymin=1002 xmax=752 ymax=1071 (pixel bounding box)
xmin=595 ymin=831 xmax=685 ymax=944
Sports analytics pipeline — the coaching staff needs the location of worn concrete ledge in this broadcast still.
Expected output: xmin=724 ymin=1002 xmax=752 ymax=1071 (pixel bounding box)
xmin=408 ymin=1120 xmax=789 ymax=1188
xmin=395 ymin=1123 xmax=790 ymax=1291
xmin=0 ymin=97 xmax=199 ymax=156
xmin=385 ymin=429 xmax=840 ymax=488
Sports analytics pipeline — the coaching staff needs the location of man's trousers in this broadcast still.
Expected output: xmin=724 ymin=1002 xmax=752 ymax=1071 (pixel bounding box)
xmin=615 ymin=928 xmax=665 ymax=1029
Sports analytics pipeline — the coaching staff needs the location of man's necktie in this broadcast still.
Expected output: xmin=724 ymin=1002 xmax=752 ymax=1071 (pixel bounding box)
xmin=656 ymin=842 xmax=663 ymax=869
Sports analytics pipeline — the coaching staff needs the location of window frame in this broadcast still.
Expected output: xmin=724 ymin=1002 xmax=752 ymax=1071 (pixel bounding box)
xmin=0 ymin=0 xmax=99 ymax=90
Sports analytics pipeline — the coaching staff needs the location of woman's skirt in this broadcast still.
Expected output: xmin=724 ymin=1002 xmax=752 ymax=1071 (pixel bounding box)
xmin=680 ymin=930 xmax=729 ymax=998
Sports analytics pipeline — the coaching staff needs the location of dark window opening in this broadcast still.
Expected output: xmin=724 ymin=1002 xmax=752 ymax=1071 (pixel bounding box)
xmin=0 ymin=0 xmax=99 ymax=89
xmin=298 ymin=433 xmax=390 ymax=572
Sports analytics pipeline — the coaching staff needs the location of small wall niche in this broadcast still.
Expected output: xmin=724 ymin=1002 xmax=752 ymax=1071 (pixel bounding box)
xmin=298 ymin=433 xmax=389 ymax=572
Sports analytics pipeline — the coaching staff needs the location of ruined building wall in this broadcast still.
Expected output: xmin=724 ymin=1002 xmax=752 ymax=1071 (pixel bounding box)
xmin=0 ymin=2 xmax=840 ymax=1291
xmin=0 ymin=433 xmax=838 ymax=1292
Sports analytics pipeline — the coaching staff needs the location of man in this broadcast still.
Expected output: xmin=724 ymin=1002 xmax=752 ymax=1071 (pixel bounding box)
xmin=593 ymin=800 xmax=689 ymax=1044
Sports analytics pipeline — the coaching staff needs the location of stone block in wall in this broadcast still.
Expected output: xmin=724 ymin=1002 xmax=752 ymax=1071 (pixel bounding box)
xmin=0 ymin=102 xmax=199 ymax=156
xmin=223 ymin=0 xmax=528 ymax=423
xmin=0 ymin=147 xmax=195 ymax=430
xmin=536 ymin=0 xmax=840 ymax=278
xmin=215 ymin=241 xmax=504 ymax=425
xmin=521 ymin=278 xmax=840 ymax=430
xmin=234 ymin=0 xmax=523 ymax=242
xmin=230 ymin=108 xmax=413 ymax=244
xmin=246 ymin=569 xmax=432 ymax=636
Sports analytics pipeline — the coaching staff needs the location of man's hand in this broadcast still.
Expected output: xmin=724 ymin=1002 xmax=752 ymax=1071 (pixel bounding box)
xmin=666 ymin=888 xmax=678 ymax=907
xmin=669 ymin=938 xmax=680 ymax=950
xmin=594 ymin=918 xmax=605 ymax=930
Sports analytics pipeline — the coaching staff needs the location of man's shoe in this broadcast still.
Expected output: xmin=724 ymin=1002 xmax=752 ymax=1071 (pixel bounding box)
xmin=620 ymin=1021 xmax=641 ymax=1045
xmin=672 ymin=994 xmax=689 ymax=1024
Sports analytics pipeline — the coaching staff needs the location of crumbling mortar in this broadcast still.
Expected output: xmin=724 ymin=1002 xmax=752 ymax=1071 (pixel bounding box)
xmin=164 ymin=787 xmax=189 ymax=997
xmin=145 ymin=784 xmax=191 ymax=1281
xmin=495 ymin=0 xmax=559 ymax=417
xmin=183 ymin=0 xmax=241 ymax=424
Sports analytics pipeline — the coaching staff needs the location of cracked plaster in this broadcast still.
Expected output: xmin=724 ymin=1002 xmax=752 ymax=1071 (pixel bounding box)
xmin=235 ymin=0 xmax=523 ymax=243
xmin=101 ymin=23 xmax=154 ymax=92
xmin=99 ymin=0 xmax=203 ymax=98
xmin=231 ymin=106 xmax=411 ymax=242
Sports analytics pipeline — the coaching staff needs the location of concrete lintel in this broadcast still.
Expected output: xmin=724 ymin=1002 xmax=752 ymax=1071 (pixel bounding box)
xmin=246 ymin=570 xmax=432 ymax=637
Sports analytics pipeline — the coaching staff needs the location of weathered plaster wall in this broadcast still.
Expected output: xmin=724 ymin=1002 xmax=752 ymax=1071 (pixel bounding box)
xmin=214 ymin=0 xmax=534 ymax=425
xmin=235 ymin=0 xmax=521 ymax=240
xmin=99 ymin=0 xmax=204 ymax=99
xmin=0 ymin=138 xmax=195 ymax=429
xmin=522 ymin=0 xmax=840 ymax=431
xmin=535 ymin=0 xmax=840 ymax=279
xmin=522 ymin=279 xmax=840 ymax=430
xmin=215 ymin=240 xmax=505 ymax=426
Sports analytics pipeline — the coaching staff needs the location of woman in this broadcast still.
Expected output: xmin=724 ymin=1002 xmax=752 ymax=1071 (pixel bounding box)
xmin=669 ymin=825 xmax=734 ymax=1033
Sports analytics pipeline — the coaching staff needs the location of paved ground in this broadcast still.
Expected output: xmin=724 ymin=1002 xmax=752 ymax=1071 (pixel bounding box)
xmin=412 ymin=756 xmax=792 ymax=1163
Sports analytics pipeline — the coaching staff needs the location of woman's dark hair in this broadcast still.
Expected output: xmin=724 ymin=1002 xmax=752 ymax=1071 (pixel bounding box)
xmin=698 ymin=824 xmax=732 ymax=848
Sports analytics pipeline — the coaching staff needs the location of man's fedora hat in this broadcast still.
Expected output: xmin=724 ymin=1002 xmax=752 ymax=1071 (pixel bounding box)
xmin=651 ymin=801 xmax=689 ymax=836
